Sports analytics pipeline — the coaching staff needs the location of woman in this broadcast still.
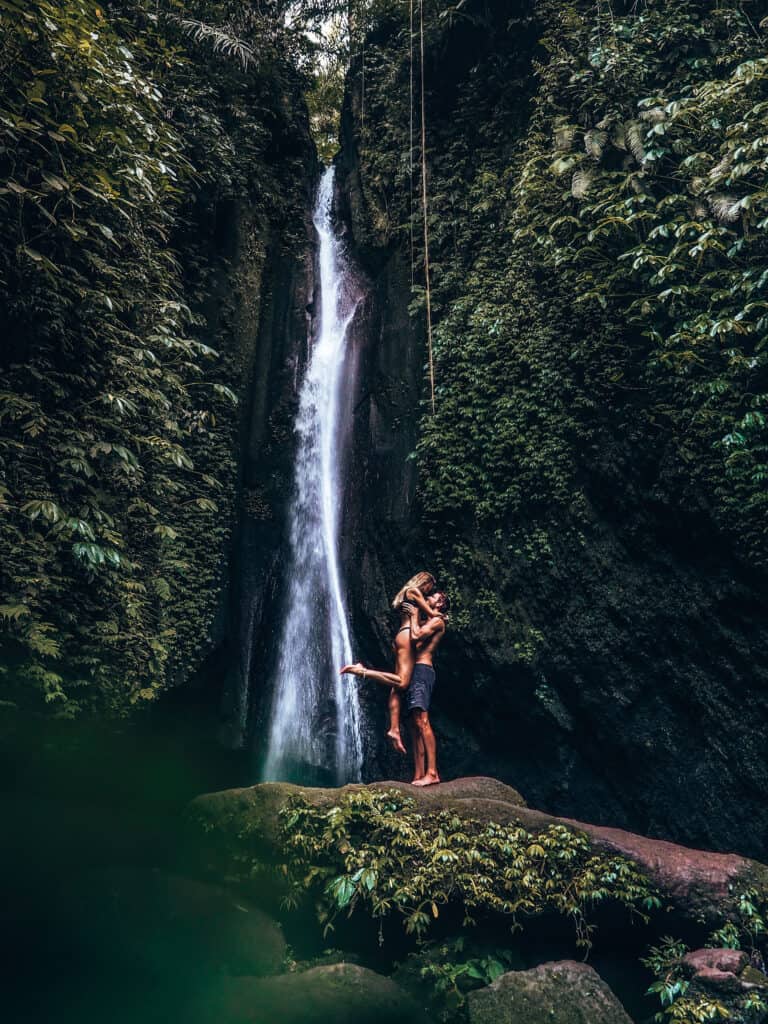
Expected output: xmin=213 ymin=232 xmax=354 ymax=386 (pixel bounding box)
xmin=340 ymin=571 xmax=435 ymax=754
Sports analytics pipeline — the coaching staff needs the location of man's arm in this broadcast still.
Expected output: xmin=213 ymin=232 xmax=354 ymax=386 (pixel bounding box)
xmin=409 ymin=611 xmax=445 ymax=644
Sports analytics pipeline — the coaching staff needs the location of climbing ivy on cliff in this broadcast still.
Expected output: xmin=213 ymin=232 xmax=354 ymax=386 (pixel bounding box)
xmin=345 ymin=0 xmax=768 ymax=661
xmin=515 ymin=0 xmax=768 ymax=565
xmin=346 ymin=0 xmax=594 ymax=649
xmin=0 ymin=0 xmax=311 ymax=715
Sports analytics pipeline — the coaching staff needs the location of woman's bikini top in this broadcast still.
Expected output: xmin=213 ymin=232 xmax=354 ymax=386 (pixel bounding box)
xmin=392 ymin=601 xmax=417 ymax=647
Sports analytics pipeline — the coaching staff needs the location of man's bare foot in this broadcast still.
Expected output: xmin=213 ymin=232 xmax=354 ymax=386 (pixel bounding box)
xmin=386 ymin=728 xmax=407 ymax=755
xmin=340 ymin=663 xmax=365 ymax=677
xmin=412 ymin=773 xmax=441 ymax=787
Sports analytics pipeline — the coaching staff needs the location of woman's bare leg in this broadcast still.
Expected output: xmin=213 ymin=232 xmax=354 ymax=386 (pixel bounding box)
xmin=387 ymin=641 xmax=414 ymax=754
xmin=386 ymin=688 xmax=406 ymax=754
xmin=341 ymin=643 xmax=413 ymax=755
xmin=340 ymin=663 xmax=407 ymax=691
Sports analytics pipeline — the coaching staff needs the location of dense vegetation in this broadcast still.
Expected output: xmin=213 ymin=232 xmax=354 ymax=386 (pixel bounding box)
xmin=4 ymin=0 xmax=768 ymax=793
xmin=279 ymin=788 xmax=660 ymax=947
xmin=644 ymin=935 xmax=767 ymax=1023
xmin=345 ymin=0 xmax=768 ymax=649
xmin=516 ymin=0 xmax=768 ymax=566
xmin=0 ymin=0 xmax=312 ymax=715
xmin=277 ymin=790 xmax=768 ymax=1023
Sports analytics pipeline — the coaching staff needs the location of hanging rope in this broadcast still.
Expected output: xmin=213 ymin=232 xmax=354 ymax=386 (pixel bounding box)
xmin=409 ymin=0 xmax=415 ymax=288
xmin=418 ymin=0 xmax=436 ymax=414
xmin=361 ymin=36 xmax=365 ymax=137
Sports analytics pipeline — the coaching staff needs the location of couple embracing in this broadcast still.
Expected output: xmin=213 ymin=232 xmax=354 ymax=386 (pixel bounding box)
xmin=341 ymin=572 xmax=450 ymax=786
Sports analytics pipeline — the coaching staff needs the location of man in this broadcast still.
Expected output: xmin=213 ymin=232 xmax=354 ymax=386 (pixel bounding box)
xmin=406 ymin=591 xmax=448 ymax=786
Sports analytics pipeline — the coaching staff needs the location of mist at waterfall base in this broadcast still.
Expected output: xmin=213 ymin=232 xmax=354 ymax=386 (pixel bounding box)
xmin=260 ymin=167 xmax=363 ymax=787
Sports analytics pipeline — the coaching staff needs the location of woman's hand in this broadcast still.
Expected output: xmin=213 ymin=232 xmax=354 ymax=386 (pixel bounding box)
xmin=406 ymin=587 xmax=433 ymax=617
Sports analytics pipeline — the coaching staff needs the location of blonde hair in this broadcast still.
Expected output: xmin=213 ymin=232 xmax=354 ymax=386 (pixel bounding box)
xmin=391 ymin=571 xmax=436 ymax=610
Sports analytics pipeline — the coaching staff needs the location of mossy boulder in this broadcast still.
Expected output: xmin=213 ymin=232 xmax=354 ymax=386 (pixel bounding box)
xmin=187 ymin=775 xmax=768 ymax=927
xmin=54 ymin=866 xmax=286 ymax=977
xmin=185 ymin=775 xmax=527 ymax=905
xmin=466 ymin=961 xmax=632 ymax=1024
xmin=189 ymin=775 xmax=527 ymax=849
xmin=193 ymin=963 xmax=423 ymax=1024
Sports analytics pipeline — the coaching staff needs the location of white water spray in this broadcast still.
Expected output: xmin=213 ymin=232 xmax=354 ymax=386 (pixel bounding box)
xmin=262 ymin=167 xmax=363 ymax=784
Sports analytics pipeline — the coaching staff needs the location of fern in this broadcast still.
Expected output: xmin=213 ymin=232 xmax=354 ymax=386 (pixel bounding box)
xmin=583 ymin=129 xmax=607 ymax=159
xmin=554 ymin=120 xmax=577 ymax=151
xmin=571 ymin=167 xmax=594 ymax=198
xmin=0 ymin=604 xmax=30 ymax=622
xmin=709 ymin=194 xmax=742 ymax=224
xmin=167 ymin=16 xmax=256 ymax=70
xmin=625 ymin=120 xmax=646 ymax=164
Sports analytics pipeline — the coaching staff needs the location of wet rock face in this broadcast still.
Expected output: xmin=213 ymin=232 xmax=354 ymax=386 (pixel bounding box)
xmin=466 ymin=961 xmax=632 ymax=1024
xmin=332 ymin=0 xmax=768 ymax=860
xmin=212 ymin=193 xmax=317 ymax=753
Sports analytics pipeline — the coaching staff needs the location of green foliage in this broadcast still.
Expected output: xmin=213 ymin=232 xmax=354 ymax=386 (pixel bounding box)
xmin=706 ymin=887 xmax=768 ymax=950
xmin=643 ymin=934 xmax=768 ymax=1023
xmin=644 ymin=937 xmax=693 ymax=1012
xmin=348 ymin=0 xmax=768 ymax=651
xmin=304 ymin=13 xmax=348 ymax=164
xmin=0 ymin=0 xmax=310 ymax=714
xmin=515 ymin=0 xmax=768 ymax=565
xmin=408 ymin=936 xmax=519 ymax=1020
xmin=278 ymin=788 xmax=660 ymax=950
xmin=644 ymin=890 xmax=768 ymax=1024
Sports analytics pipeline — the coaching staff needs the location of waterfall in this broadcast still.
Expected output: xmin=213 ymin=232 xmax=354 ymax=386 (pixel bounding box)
xmin=262 ymin=167 xmax=363 ymax=785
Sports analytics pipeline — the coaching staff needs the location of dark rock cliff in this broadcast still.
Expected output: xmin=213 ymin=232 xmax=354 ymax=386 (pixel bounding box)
xmin=178 ymin=121 xmax=318 ymax=751
xmin=210 ymin=197 xmax=317 ymax=753
xmin=332 ymin=0 xmax=768 ymax=858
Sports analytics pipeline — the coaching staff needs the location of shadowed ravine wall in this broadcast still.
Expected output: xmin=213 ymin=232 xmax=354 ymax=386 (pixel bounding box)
xmin=214 ymin=207 xmax=316 ymax=753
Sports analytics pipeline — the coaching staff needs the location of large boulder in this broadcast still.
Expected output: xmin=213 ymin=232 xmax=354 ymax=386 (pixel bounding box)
xmin=466 ymin=961 xmax=632 ymax=1024
xmin=187 ymin=776 xmax=768 ymax=927
xmin=189 ymin=775 xmax=527 ymax=847
xmin=193 ymin=962 xmax=423 ymax=1024
xmin=54 ymin=866 xmax=286 ymax=977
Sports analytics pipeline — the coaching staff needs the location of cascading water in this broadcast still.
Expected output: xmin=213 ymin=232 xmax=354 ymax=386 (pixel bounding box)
xmin=262 ymin=167 xmax=363 ymax=784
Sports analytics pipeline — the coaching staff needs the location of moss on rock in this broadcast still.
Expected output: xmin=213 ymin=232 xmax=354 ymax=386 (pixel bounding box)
xmin=466 ymin=961 xmax=632 ymax=1024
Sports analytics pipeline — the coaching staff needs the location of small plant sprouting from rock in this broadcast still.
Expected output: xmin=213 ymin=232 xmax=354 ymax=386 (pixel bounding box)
xmin=278 ymin=789 xmax=661 ymax=949
xmin=643 ymin=921 xmax=768 ymax=1024
xmin=705 ymin=887 xmax=768 ymax=959
xmin=408 ymin=936 xmax=521 ymax=1021
xmin=643 ymin=937 xmax=699 ymax=1020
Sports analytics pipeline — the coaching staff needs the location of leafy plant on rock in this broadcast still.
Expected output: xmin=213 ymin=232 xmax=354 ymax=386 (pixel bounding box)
xmin=407 ymin=936 xmax=519 ymax=1020
xmin=278 ymin=789 xmax=661 ymax=949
